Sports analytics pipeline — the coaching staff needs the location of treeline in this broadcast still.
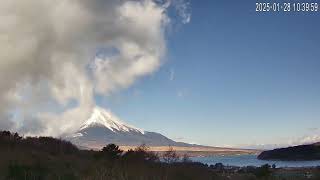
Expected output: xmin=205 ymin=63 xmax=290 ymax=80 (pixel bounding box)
xmin=0 ymin=131 xmax=319 ymax=180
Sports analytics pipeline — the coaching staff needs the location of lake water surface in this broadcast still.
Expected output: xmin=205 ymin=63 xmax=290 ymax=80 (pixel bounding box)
xmin=191 ymin=155 xmax=320 ymax=168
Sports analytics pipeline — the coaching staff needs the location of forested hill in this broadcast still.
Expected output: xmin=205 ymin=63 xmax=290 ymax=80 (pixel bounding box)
xmin=258 ymin=143 xmax=320 ymax=161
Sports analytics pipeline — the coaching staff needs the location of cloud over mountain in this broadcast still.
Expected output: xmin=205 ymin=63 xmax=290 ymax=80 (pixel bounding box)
xmin=0 ymin=0 xmax=190 ymax=136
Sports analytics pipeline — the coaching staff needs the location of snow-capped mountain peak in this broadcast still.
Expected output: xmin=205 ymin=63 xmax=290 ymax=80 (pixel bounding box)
xmin=65 ymin=107 xmax=192 ymax=148
xmin=80 ymin=107 xmax=144 ymax=134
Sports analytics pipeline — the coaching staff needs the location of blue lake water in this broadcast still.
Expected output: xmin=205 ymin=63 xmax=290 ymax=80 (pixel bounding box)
xmin=190 ymin=155 xmax=320 ymax=168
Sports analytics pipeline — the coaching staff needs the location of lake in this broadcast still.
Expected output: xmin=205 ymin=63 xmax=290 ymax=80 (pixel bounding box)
xmin=190 ymin=155 xmax=320 ymax=168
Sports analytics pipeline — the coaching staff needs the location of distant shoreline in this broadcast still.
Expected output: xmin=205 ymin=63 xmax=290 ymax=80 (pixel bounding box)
xmin=119 ymin=145 xmax=261 ymax=157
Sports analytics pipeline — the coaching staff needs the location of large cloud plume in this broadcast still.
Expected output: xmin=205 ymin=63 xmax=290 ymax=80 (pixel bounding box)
xmin=0 ymin=0 xmax=190 ymax=136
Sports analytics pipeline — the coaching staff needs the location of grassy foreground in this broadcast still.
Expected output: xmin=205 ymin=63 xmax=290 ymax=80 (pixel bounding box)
xmin=0 ymin=131 xmax=319 ymax=180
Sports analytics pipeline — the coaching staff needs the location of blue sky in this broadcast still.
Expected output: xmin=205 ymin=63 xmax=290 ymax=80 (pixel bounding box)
xmin=97 ymin=1 xmax=320 ymax=147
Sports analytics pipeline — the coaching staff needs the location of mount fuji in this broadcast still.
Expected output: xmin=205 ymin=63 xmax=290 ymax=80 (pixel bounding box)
xmin=65 ymin=107 xmax=191 ymax=149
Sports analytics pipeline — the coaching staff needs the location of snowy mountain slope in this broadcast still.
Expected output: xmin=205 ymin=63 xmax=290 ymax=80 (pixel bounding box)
xmin=65 ymin=107 xmax=191 ymax=148
xmin=79 ymin=107 xmax=144 ymax=134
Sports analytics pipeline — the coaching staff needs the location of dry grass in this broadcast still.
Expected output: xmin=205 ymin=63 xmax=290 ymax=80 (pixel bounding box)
xmin=119 ymin=146 xmax=260 ymax=157
xmin=76 ymin=141 xmax=260 ymax=156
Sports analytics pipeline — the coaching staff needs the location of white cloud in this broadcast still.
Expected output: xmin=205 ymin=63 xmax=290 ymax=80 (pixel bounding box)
xmin=173 ymin=0 xmax=191 ymax=24
xmin=169 ymin=68 xmax=175 ymax=81
xmin=307 ymin=127 xmax=320 ymax=132
xmin=177 ymin=91 xmax=184 ymax=97
xmin=233 ymin=129 xmax=320 ymax=150
xmin=290 ymin=133 xmax=320 ymax=145
xmin=177 ymin=89 xmax=188 ymax=98
xmin=0 ymin=0 xmax=191 ymax=136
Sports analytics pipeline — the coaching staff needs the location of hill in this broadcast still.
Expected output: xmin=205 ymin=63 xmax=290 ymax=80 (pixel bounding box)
xmin=258 ymin=143 xmax=320 ymax=161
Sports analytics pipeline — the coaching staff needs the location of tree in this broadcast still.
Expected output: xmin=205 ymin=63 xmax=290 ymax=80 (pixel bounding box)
xmin=123 ymin=144 xmax=159 ymax=162
xmin=101 ymin=144 xmax=123 ymax=160
xmin=182 ymin=153 xmax=191 ymax=163
xmin=13 ymin=132 xmax=22 ymax=140
xmin=254 ymin=164 xmax=271 ymax=178
xmin=163 ymin=146 xmax=179 ymax=163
